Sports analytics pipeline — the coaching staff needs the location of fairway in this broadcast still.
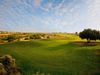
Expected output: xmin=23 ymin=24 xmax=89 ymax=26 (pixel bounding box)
xmin=1 ymin=0 xmax=100 ymax=75
xmin=0 ymin=39 xmax=99 ymax=75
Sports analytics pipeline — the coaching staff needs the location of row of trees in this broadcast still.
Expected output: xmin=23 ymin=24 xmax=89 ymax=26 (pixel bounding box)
xmin=0 ymin=33 xmax=51 ymax=42
xmin=79 ymin=29 xmax=100 ymax=42
xmin=0 ymin=29 xmax=99 ymax=43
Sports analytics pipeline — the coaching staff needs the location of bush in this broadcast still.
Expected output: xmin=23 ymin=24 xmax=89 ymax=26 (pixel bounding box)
xmin=0 ymin=55 xmax=22 ymax=75
xmin=30 ymin=34 xmax=41 ymax=39
xmin=5 ymin=35 xmax=17 ymax=42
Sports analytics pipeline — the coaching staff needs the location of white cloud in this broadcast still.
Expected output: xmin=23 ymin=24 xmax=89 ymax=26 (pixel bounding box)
xmin=86 ymin=0 xmax=100 ymax=27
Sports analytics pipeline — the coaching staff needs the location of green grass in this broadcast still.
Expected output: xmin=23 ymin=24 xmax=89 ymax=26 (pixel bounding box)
xmin=0 ymin=39 xmax=99 ymax=75
xmin=57 ymin=34 xmax=81 ymax=40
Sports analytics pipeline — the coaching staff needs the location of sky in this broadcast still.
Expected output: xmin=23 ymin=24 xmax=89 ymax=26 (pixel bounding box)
xmin=0 ymin=0 xmax=100 ymax=32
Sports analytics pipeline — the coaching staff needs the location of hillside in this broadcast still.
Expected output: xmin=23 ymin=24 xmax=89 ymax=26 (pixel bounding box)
xmin=0 ymin=37 xmax=99 ymax=75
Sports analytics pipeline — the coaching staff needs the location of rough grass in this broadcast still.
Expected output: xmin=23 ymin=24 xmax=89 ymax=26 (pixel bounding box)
xmin=57 ymin=34 xmax=81 ymax=40
xmin=0 ymin=38 xmax=100 ymax=75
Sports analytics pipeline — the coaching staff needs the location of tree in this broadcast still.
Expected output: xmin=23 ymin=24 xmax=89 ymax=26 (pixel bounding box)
xmin=79 ymin=29 xmax=92 ymax=42
xmin=96 ymin=31 xmax=100 ymax=40
xmin=79 ymin=29 xmax=100 ymax=42
xmin=75 ymin=32 xmax=78 ymax=35
xmin=5 ymin=35 xmax=17 ymax=42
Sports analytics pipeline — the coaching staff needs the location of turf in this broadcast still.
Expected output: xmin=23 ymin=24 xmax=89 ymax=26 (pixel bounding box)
xmin=0 ymin=39 xmax=100 ymax=75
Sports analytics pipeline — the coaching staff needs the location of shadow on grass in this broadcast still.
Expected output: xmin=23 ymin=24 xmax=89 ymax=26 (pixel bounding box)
xmin=47 ymin=42 xmax=78 ymax=51
xmin=5 ymin=41 xmax=44 ymax=47
xmin=47 ymin=41 xmax=100 ymax=51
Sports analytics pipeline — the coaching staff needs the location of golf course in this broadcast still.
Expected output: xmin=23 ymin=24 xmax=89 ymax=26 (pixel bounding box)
xmin=0 ymin=34 xmax=99 ymax=75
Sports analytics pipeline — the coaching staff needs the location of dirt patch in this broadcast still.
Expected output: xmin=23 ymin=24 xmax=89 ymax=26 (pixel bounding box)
xmin=73 ymin=41 xmax=100 ymax=46
xmin=88 ymin=69 xmax=100 ymax=75
xmin=94 ymin=49 xmax=100 ymax=56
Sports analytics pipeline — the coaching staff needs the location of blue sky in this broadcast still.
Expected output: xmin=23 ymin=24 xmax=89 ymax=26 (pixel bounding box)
xmin=0 ymin=0 xmax=100 ymax=32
